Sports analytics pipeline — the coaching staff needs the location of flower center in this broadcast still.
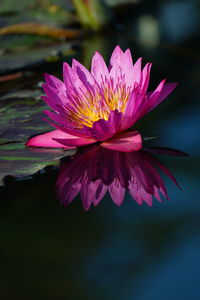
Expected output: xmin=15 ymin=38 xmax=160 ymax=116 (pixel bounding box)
xmin=64 ymin=78 xmax=131 ymax=128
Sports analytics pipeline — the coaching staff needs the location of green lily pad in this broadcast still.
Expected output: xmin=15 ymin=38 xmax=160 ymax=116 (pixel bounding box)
xmin=0 ymin=91 xmax=75 ymax=185
xmin=0 ymin=0 xmax=73 ymax=14
xmin=0 ymin=0 xmax=75 ymax=25
xmin=0 ymin=0 xmax=79 ymax=74
xmin=0 ymin=42 xmax=77 ymax=74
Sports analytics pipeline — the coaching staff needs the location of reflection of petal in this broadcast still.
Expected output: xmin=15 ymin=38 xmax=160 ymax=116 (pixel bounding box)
xmin=101 ymin=130 xmax=142 ymax=152
xmin=93 ymin=181 xmax=108 ymax=207
xmin=56 ymin=145 xmax=187 ymax=210
xmin=59 ymin=182 xmax=81 ymax=206
xmin=81 ymin=179 xmax=108 ymax=211
xmin=142 ymin=150 xmax=181 ymax=190
xmin=109 ymin=179 xmax=125 ymax=206
xmin=145 ymin=147 xmax=188 ymax=156
xmin=129 ymin=180 xmax=153 ymax=206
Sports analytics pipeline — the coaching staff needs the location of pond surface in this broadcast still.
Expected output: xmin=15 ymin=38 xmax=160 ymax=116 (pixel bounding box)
xmin=0 ymin=0 xmax=200 ymax=299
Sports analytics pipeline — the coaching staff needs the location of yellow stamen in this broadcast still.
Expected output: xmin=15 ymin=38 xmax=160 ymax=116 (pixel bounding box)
xmin=65 ymin=81 xmax=131 ymax=128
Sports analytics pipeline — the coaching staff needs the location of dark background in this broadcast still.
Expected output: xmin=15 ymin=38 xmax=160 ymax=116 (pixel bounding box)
xmin=0 ymin=0 xmax=200 ymax=299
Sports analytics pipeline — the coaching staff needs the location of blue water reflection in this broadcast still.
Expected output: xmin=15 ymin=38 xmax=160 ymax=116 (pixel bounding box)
xmin=56 ymin=145 xmax=186 ymax=210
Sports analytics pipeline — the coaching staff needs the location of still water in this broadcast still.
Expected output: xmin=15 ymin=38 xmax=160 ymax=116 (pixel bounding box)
xmin=0 ymin=0 xmax=200 ymax=299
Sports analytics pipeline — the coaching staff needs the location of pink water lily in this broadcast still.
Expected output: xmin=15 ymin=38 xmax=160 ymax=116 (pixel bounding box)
xmin=26 ymin=45 xmax=177 ymax=152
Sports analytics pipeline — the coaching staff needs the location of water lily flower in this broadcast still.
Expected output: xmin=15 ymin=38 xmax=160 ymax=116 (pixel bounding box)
xmin=26 ymin=45 xmax=177 ymax=152
xmin=56 ymin=145 xmax=187 ymax=210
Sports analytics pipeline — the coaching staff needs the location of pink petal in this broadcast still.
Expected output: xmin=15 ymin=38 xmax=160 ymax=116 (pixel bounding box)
xmin=123 ymin=85 xmax=142 ymax=128
xmin=112 ymin=48 xmax=134 ymax=86
xmin=43 ymin=74 xmax=67 ymax=108
xmin=101 ymin=130 xmax=142 ymax=152
xmin=63 ymin=62 xmax=88 ymax=99
xmin=26 ymin=129 xmax=76 ymax=148
xmin=124 ymin=79 xmax=175 ymax=127
xmin=109 ymin=64 xmax=123 ymax=84
xmin=147 ymin=80 xmax=177 ymax=112
xmin=45 ymin=117 xmax=94 ymax=139
xmin=63 ymin=62 xmax=77 ymax=92
xmin=140 ymin=63 xmax=152 ymax=95
xmin=123 ymin=80 xmax=168 ymax=124
xmin=91 ymin=51 xmax=110 ymax=84
xmin=42 ymin=84 xmax=66 ymax=113
xmin=155 ymin=82 xmax=178 ymax=105
xmin=44 ymin=110 xmax=93 ymax=140
xmin=108 ymin=110 xmax=123 ymax=132
xmin=53 ymin=136 xmax=97 ymax=147
xmin=44 ymin=73 xmax=65 ymax=92
xmin=123 ymin=48 xmax=133 ymax=66
xmin=110 ymin=45 xmax=124 ymax=67
xmin=44 ymin=110 xmax=68 ymax=127
xmin=147 ymin=79 xmax=166 ymax=108
xmin=91 ymin=118 xmax=112 ymax=141
xmin=89 ymin=110 xmax=122 ymax=141
xmin=132 ymin=57 xmax=142 ymax=85
xmin=109 ymin=48 xmax=135 ymax=86
xmin=72 ymin=59 xmax=96 ymax=88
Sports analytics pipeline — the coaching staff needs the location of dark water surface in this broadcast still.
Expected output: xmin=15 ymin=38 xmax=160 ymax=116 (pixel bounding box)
xmin=0 ymin=0 xmax=200 ymax=299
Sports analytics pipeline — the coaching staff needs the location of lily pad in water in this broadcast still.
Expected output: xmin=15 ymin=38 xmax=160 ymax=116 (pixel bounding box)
xmin=0 ymin=90 xmax=75 ymax=185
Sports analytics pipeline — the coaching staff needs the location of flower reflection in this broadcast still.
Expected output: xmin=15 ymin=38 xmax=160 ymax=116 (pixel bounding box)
xmin=56 ymin=145 xmax=186 ymax=210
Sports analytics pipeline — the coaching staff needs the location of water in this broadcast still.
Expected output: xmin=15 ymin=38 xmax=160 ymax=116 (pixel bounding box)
xmin=0 ymin=0 xmax=200 ymax=299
